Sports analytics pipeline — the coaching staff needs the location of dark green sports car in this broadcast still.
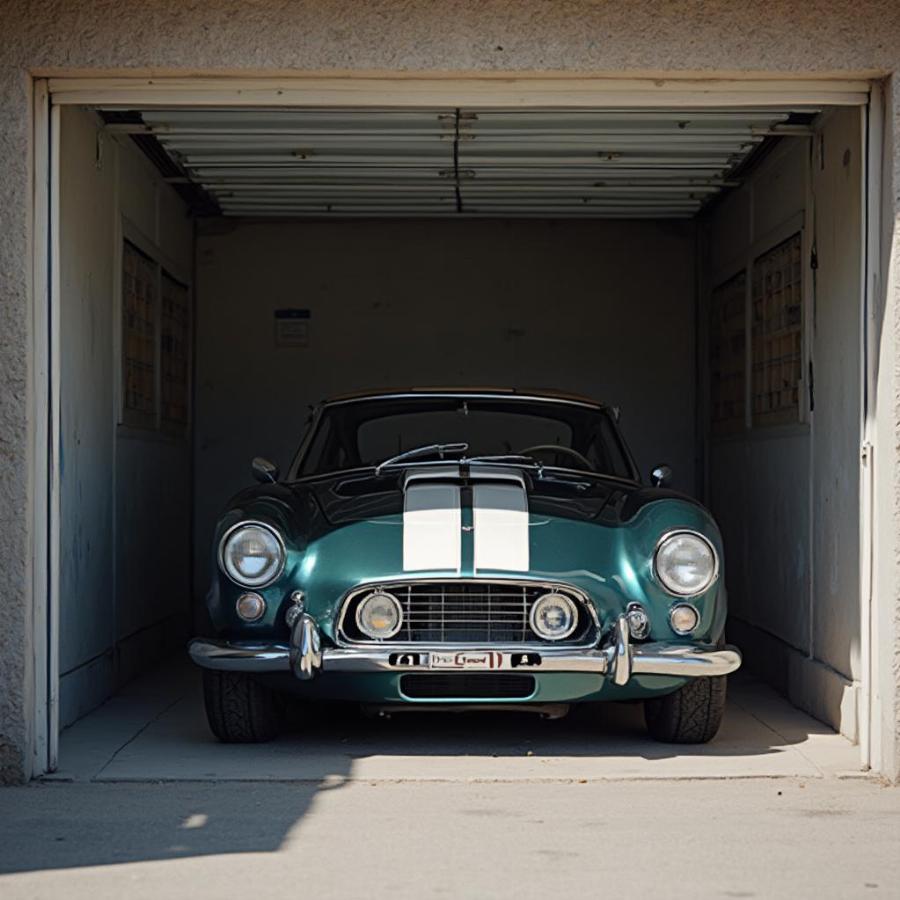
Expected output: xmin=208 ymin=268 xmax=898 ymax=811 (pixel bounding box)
xmin=190 ymin=389 xmax=741 ymax=743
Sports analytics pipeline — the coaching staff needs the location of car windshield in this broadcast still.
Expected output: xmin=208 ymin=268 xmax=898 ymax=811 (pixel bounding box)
xmin=292 ymin=395 xmax=636 ymax=480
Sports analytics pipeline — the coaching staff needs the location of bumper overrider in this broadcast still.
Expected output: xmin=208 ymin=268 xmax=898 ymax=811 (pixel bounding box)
xmin=189 ymin=610 xmax=742 ymax=686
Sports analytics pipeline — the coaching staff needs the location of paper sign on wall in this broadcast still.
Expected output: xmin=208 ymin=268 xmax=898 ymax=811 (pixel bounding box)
xmin=274 ymin=308 xmax=311 ymax=347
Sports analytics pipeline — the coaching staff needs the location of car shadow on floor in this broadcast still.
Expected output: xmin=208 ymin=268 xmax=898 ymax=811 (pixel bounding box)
xmin=276 ymin=672 xmax=831 ymax=764
xmin=71 ymin=661 xmax=843 ymax=785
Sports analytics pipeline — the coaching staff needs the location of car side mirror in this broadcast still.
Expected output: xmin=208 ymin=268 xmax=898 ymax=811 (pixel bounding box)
xmin=650 ymin=464 xmax=673 ymax=488
xmin=252 ymin=457 xmax=279 ymax=484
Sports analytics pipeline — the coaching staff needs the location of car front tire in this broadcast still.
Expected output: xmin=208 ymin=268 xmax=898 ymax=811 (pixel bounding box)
xmin=202 ymin=670 xmax=284 ymax=743
xmin=644 ymin=675 xmax=727 ymax=744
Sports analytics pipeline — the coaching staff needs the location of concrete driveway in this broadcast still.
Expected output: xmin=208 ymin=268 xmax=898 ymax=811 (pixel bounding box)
xmin=1 ymin=777 xmax=898 ymax=899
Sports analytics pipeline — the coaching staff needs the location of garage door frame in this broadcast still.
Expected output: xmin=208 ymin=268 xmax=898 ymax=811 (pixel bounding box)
xmin=30 ymin=72 xmax=879 ymax=777
xmin=45 ymin=75 xmax=870 ymax=109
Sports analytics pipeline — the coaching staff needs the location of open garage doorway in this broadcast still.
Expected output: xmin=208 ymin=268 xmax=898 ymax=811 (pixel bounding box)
xmin=36 ymin=76 xmax=875 ymax=776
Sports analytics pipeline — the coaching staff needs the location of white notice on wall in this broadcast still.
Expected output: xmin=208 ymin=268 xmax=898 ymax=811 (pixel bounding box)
xmin=274 ymin=309 xmax=311 ymax=347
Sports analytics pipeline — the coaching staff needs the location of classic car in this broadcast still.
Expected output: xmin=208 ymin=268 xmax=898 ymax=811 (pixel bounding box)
xmin=189 ymin=388 xmax=741 ymax=744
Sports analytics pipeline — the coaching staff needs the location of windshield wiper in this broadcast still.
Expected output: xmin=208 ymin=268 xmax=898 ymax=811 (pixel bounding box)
xmin=374 ymin=442 xmax=469 ymax=476
xmin=466 ymin=454 xmax=544 ymax=474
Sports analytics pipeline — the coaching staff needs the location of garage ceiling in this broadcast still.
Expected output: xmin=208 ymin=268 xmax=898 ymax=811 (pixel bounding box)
xmin=110 ymin=107 xmax=812 ymax=218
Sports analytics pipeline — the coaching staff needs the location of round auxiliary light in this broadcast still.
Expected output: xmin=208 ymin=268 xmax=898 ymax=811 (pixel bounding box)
xmin=356 ymin=591 xmax=403 ymax=640
xmin=220 ymin=522 xmax=285 ymax=588
xmin=654 ymin=531 xmax=718 ymax=597
xmin=669 ymin=603 xmax=700 ymax=636
xmin=236 ymin=592 xmax=267 ymax=622
xmin=529 ymin=592 xmax=579 ymax=641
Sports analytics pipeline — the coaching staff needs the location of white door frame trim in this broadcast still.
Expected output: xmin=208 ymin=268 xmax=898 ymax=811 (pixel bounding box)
xmin=860 ymin=80 xmax=886 ymax=773
xmin=46 ymin=74 xmax=870 ymax=109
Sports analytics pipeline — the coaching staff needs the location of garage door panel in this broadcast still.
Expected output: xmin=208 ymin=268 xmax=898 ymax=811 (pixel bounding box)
xmin=118 ymin=105 xmax=808 ymax=219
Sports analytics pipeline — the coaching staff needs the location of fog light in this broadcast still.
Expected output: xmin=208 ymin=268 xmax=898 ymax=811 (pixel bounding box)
xmin=236 ymin=592 xmax=266 ymax=622
xmin=625 ymin=603 xmax=651 ymax=640
xmin=669 ymin=603 xmax=700 ymax=635
xmin=356 ymin=591 xmax=403 ymax=640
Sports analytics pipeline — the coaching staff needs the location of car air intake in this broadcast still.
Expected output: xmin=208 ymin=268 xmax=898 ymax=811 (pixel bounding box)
xmin=400 ymin=673 xmax=536 ymax=700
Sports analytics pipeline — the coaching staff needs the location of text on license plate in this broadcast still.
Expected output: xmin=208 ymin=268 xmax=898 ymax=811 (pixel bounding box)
xmin=429 ymin=651 xmax=505 ymax=670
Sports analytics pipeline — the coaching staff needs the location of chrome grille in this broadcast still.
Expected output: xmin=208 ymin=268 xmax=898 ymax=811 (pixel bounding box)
xmin=338 ymin=581 xmax=595 ymax=645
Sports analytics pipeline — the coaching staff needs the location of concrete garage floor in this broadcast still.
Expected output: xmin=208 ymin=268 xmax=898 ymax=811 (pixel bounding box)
xmin=52 ymin=655 xmax=860 ymax=782
xmin=2 ymin=659 xmax=897 ymax=900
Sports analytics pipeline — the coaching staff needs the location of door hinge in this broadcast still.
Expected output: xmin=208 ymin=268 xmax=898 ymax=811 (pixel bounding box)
xmin=861 ymin=441 xmax=873 ymax=464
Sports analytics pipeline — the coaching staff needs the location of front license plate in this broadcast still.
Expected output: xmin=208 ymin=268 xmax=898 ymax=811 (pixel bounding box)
xmin=429 ymin=651 xmax=506 ymax=670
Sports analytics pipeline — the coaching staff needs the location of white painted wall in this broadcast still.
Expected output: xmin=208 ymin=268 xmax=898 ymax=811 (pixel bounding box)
xmin=193 ymin=218 xmax=698 ymax=592
xmin=703 ymin=108 xmax=863 ymax=739
xmin=57 ymin=106 xmax=194 ymax=728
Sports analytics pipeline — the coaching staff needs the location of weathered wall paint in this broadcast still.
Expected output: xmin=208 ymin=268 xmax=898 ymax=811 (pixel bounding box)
xmin=0 ymin=0 xmax=899 ymax=782
xmin=193 ymin=218 xmax=697 ymax=594
xmin=56 ymin=106 xmax=194 ymax=729
xmin=705 ymin=109 xmax=864 ymax=740
xmin=57 ymin=106 xmax=117 ymax=721
xmin=809 ymin=108 xmax=864 ymax=679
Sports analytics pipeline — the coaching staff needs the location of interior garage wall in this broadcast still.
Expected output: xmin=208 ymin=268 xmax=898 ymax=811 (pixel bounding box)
xmin=57 ymin=106 xmax=194 ymax=728
xmin=193 ymin=218 xmax=696 ymax=594
xmin=703 ymin=108 xmax=863 ymax=739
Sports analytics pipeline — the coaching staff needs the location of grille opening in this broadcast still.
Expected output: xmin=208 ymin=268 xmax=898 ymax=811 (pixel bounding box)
xmin=340 ymin=581 xmax=595 ymax=645
xmin=400 ymin=673 xmax=536 ymax=699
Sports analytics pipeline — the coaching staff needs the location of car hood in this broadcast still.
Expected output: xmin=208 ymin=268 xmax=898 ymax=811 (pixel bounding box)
xmin=211 ymin=464 xmax=724 ymax=644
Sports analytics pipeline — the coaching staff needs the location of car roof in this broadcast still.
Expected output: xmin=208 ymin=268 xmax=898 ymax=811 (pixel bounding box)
xmin=319 ymin=387 xmax=607 ymax=410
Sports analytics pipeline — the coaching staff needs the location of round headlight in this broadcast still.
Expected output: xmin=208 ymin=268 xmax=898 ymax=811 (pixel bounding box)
xmin=654 ymin=531 xmax=718 ymax=596
xmin=220 ymin=522 xmax=285 ymax=588
xmin=529 ymin=592 xmax=578 ymax=641
xmin=356 ymin=591 xmax=403 ymax=640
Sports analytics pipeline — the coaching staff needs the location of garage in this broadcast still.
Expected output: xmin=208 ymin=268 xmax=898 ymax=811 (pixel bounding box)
xmin=36 ymin=75 xmax=874 ymax=774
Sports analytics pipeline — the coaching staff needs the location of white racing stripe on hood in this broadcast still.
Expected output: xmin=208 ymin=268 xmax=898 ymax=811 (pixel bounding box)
xmin=402 ymin=468 xmax=461 ymax=572
xmin=472 ymin=473 xmax=529 ymax=573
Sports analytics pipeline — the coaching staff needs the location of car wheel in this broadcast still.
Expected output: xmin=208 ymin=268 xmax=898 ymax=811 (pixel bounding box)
xmin=643 ymin=675 xmax=727 ymax=744
xmin=202 ymin=670 xmax=284 ymax=743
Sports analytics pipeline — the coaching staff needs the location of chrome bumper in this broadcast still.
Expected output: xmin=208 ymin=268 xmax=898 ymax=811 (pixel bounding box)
xmin=189 ymin=614 xmax=741 ymax=683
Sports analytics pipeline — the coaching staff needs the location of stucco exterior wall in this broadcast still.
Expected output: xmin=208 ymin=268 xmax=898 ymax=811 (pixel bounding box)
xmin=2 ymin=0 xmax=900 ymax=782
xmin=0 ymin=64 xmax=32 ymax=784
